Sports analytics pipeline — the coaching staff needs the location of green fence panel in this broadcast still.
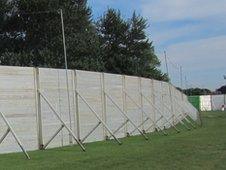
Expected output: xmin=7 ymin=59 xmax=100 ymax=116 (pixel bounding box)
xmin=188 ymin=96 xmax=200 ymax=111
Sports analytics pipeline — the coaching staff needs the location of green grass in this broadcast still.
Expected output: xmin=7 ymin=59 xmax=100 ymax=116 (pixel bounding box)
xmin=1 ymin=111 xmax=226 ymax=170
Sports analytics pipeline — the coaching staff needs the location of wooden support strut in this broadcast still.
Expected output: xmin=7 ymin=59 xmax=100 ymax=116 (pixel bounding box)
xmin=178 ymin=114 xmax=196 ymax=129
xmin=0 ymin=112 xmax=31 ymax=159
xmin=76 ymin=91 xmax=122 ymax=145
xmin=38 ymin=91 xmax=86 ymax=151
xmin=107 ymin=120 xmax=129 ymax=139
xmin=145 ymin=115 xmax=163 ymax=132
xmin=123 ymin=91 xmax=168 ymax=136
xmin=141 ymin=94 xmax=180 ymax=133
xmin=173 ymin=97 xmax=198 ymax=126
xmin=81 ymin=122 xmax=101 ymax=143
xmin=104 ymin=92 xmax=148 ymax=140
xmin=160 ymin=98 xmax=191 ymax=131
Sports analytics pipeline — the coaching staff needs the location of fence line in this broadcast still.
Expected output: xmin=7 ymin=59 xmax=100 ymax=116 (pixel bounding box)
xmin=0 ymin=66 xmax=198 ymax=154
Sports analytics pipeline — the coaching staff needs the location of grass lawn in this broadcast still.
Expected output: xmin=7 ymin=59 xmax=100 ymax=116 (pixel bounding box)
xmin=0 ymin=111 xmax=226 ymax=170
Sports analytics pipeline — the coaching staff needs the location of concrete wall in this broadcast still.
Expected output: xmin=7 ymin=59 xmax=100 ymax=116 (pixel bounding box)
xmin=200 ymin=95 xmax=212 ymax=111
xmin=211 ymin=95 xmax=226 ymax=111
xmin=0 ymin=66 xmax=198 ymax=154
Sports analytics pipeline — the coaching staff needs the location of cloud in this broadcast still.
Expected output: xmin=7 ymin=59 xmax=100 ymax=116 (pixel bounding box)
xmin=150 ymin=23 xmax=203 ymax=47
xmin=89 ymin=0 xmax=226 ymax=89
xmin=166 ymin=35 xmax=226 ymax=69
xmin=142 ymin=0 xmax=226 ymax=22
xmin=164 ymin=36 xmax=226 ymax=89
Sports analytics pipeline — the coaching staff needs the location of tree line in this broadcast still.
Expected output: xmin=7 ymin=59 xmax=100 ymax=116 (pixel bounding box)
xmin=177 ymin=85 xmax=226 ymax=96
xmin=0 ymin=0 xmax=168 ymax=81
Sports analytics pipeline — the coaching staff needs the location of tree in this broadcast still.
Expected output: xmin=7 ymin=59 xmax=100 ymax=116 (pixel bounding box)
xmin=97 ymin=9 xmax=168 ymax=81
xmin=216 ymin=86 xmax=226 ymax=94
xmin=1 ymin=3 xmax=167 ymax=81
xmin=96 ymin=9 xmax=129 ymax=74
xmin=0 ymin=0 xmax=103 ymax=70
xmin=127 ymin=12 xmax=166 ymax=80
xmin=183 ymin=88 xmax=212 ymax=96
xmin=0 ymin=0 xmax=13 ymax=57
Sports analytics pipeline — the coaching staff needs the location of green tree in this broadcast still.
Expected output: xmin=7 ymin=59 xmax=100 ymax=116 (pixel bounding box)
xmin=127 ymin=12 xmax=168 ymax=80
xmin=216 ymin=86 xmax=226 ymax=94
xmin=96 ymin=9 xmax=129 ymax=74
xmin=1 ymin=3 xmax=168 ymax=81
xmin=0 ymin=0 xmax=13 ymax=58
xmin=1 ymin=0 xmax=103 ymax=70
xmin=183 ymin=88 xmax=212 ymax=96
xmin=97 ymin=9 xmax=168 ymax=81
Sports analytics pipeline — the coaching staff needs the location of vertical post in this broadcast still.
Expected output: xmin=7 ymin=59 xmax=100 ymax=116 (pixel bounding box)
xmin=150 ymin=79 xmax=156 ymax=131
xmin=168 ymin=83 xmax=175 ymax=125
xmin=139 ymin=77 xmax=144 ymax=132
xmin=100 ymin=73 xmax=107 ymax=139
xmin=224 ymin=94 xmax=226 ymax=106
xmin=71 ymin=71 xmax=77 ymax=143
xmin=57 ymin=70 xmax=64 ymax=146
xmin=184 ymin=76 xmax=187 ymax=89
xmin=60 ymin=9 xmax=72 ymax=144
xmin=160 ymin=82 xmax=165 ymax=129
xmin=122 ymin=75 xmax=128 ymax=136
xmin=33 ymin=68 xmax=43 ymax=150
xmin=180 ymin=66 xmax=184 ymax=101
xmin=73 ymin=70 xmax=80 ymax=141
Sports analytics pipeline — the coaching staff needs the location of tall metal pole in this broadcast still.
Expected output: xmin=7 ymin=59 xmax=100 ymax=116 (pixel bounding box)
xmin=60 ymin=9 xmax=72 ymax=144
xmin=224 ymin=75 xmax=226 ymax=105
xmin=164 ymin=51 xmax=169 ymax=80
xmin=184 ymin=76 xmax=187 ymax=89
xmin=180 ymin=66 xmax=183 ymax=89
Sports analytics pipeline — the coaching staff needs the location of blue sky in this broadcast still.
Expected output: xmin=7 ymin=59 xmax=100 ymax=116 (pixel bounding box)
xmin=88 ymin=0 xmax=226 ymax=90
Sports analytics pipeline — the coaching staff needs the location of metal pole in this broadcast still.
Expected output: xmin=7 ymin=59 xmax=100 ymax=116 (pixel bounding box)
xmin=164 ymin=51 xmax=169 ymax=79
xmin=185 ymin=77 xmax=187 ymax=89
xmin=60 ymin=9 xmax=72 ymax=144
xmin=180 ymin=66 xmax=183 ymax=89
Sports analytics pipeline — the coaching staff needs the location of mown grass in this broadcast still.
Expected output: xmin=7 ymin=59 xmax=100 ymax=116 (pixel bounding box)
xmin=0 ymin=111 xmax=226 ymax=170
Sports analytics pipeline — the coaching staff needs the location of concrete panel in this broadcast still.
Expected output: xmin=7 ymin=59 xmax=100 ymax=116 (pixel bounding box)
xmin=212 ymin=95 xmax=225 ymax=111
xmin=200 ymin=95 xmax=212 ymax=111
xmin=104 ymin=73 xmax=125 ymax=138
xmin=153 ymin=80 xmax=165 ymax=129
xmin=39 ymin=68 xmax=76 ymax=148
xmin=76 ymin=70 xmax=104 ymax=143
xmin=140 ymin=78 xmax=155 ymax=133
xmin=124 ymin=76 xmax=142 ymax=136
xmin=0 ymin=66 xmax=37 ymax=153
xmin=161 ymin=82 xmax=172 ymax=128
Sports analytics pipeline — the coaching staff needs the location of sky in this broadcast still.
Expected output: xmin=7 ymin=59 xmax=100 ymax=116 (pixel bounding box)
xmin=88 ymin=0 xmax=226 ymax=90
